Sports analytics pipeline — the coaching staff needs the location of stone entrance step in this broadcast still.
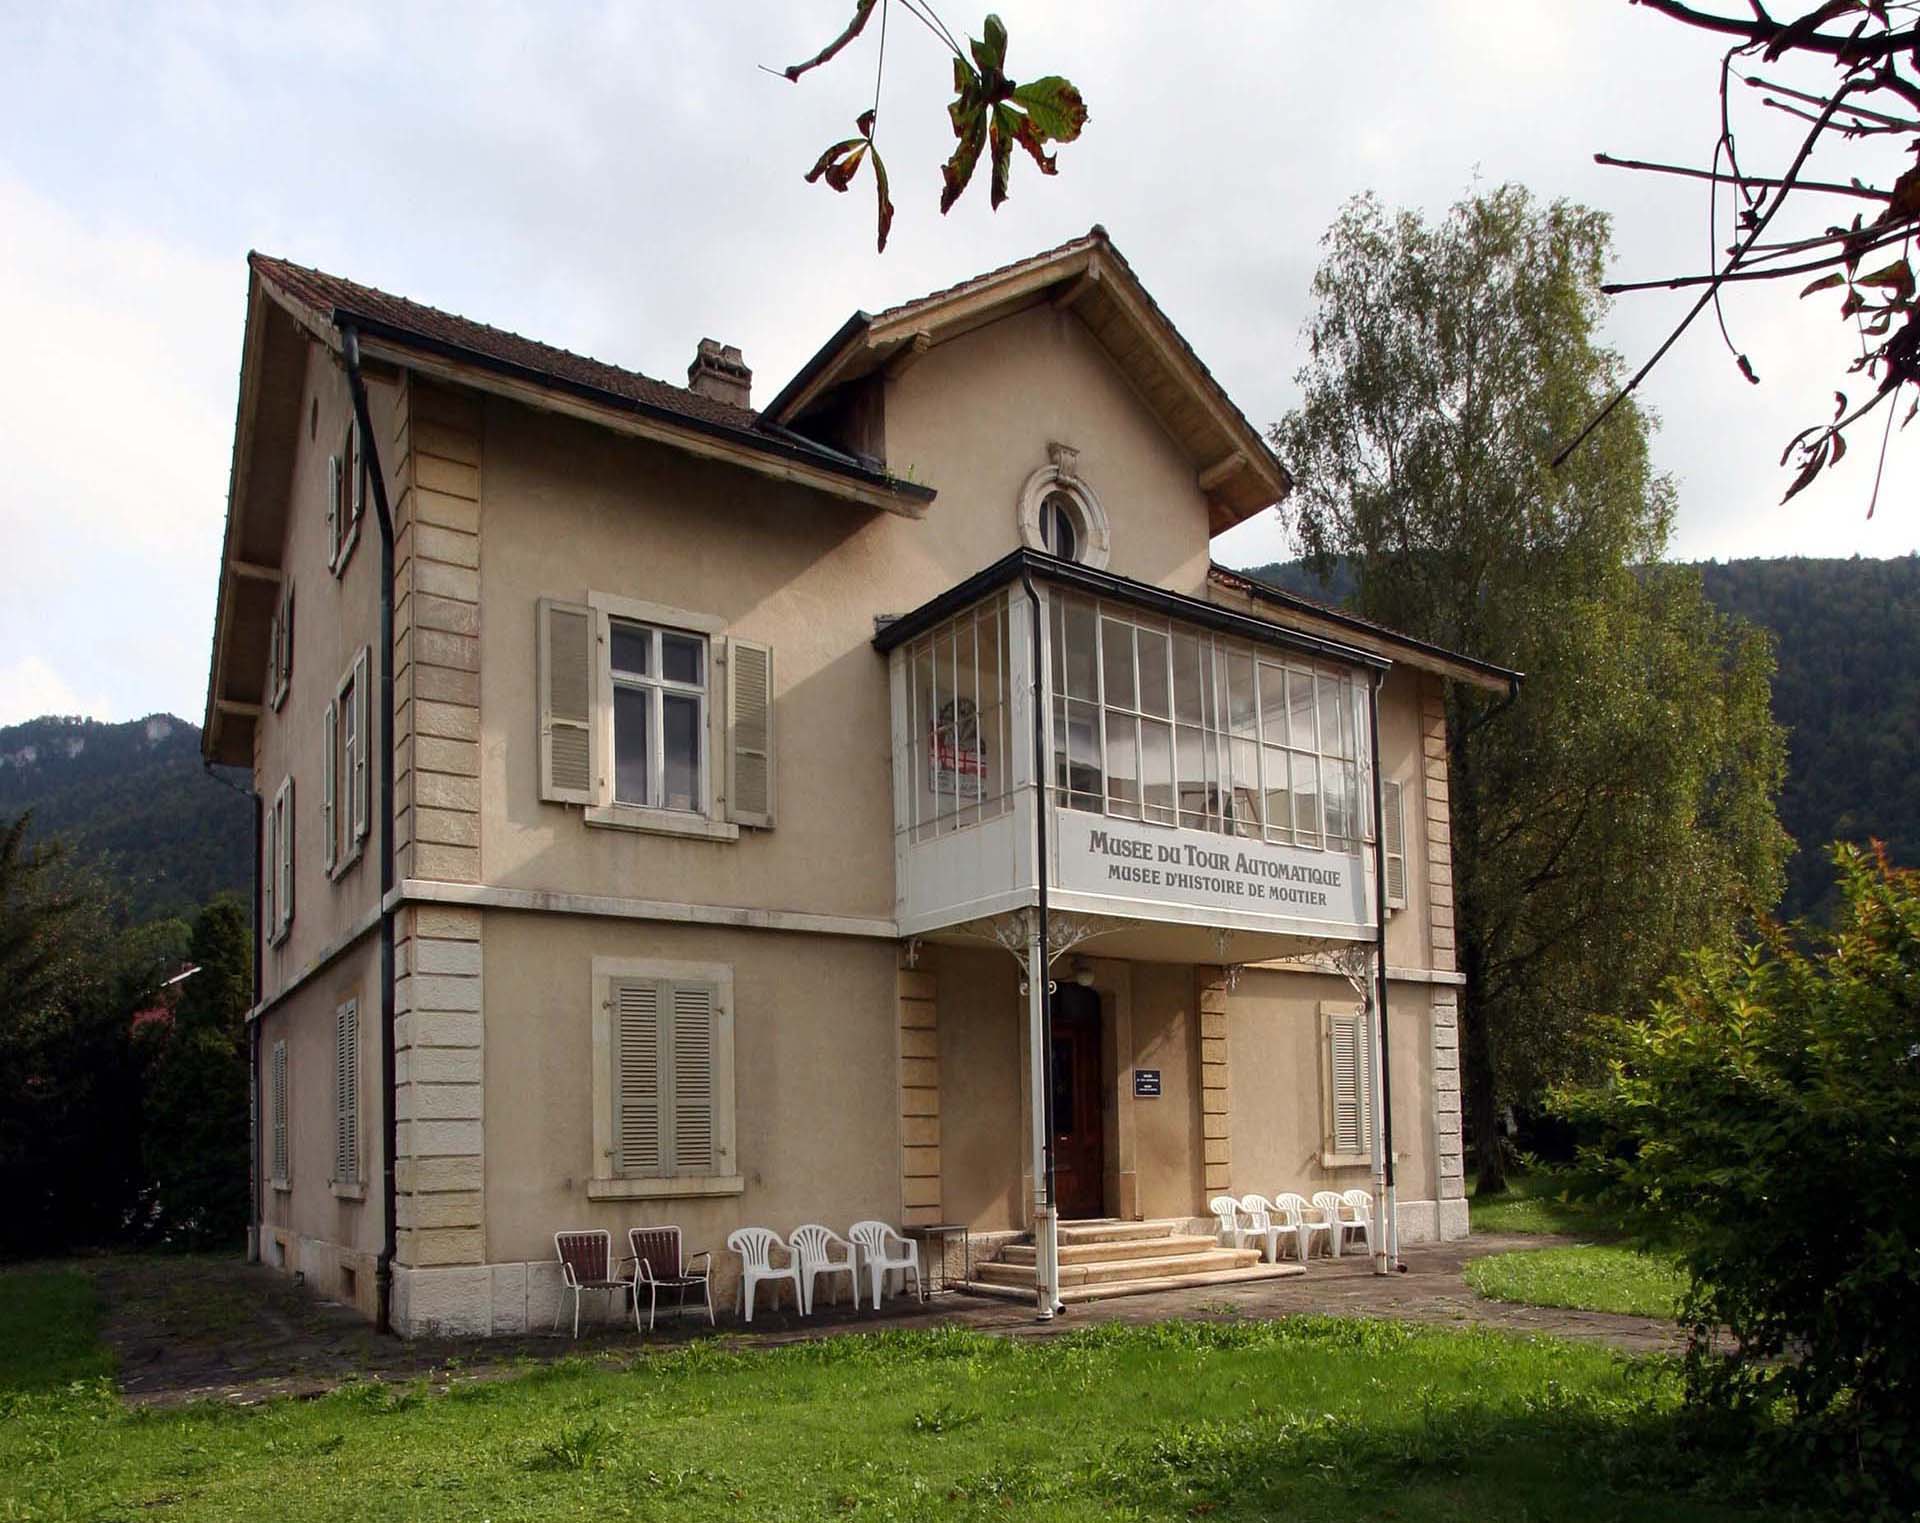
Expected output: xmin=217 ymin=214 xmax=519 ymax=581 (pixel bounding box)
xmin=959 ymin=1260 xmax=1304 ymax=1305
xmin=1054 ymin=1218 xmax=1183 ymax=1246
xmin=998 ymin=1233 xmax=1224 ymax=1267
xmin=973 ymin=1246 xmax=1264 ymax=1290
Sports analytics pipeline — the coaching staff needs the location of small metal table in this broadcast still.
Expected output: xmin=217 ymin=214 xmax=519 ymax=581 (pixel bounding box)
xmin=907 ymin=1223 xmax=970 ymax=1295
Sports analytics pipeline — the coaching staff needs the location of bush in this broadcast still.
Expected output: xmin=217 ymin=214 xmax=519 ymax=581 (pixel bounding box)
xmin=1563 ymin=844 xmax=1919 ymax=1510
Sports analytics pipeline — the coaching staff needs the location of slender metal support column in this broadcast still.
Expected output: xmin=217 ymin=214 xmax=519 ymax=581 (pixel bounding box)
xmin=1366 ymin=668 xmax=1400 ymax=1272
xmin=1026 ymin=919 xmax=1055 ymax=1319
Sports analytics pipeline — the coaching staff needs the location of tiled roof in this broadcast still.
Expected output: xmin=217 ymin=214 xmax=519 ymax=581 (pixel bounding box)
xmin=249 ymin=253 xmax=762 ymax=434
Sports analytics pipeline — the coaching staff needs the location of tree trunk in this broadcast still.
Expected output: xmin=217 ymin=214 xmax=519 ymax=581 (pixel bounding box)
xmin=1449 ymin=693 xmax=1508 ymax=1197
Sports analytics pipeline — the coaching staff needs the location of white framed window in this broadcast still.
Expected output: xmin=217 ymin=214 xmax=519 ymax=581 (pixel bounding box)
xmin=329 ymin=415 xmax=364 ymax=576
xmin=610 ymin=619 xmax=708 ymax=814
xmin=270 ymin=1039 xmax=290 ymax=1186
xmin=267 ymin=579 xmax=293 ymax=711
xmin=333 ymin=998 xmax=360 ymax=1187
xmin=1046 ymin=591 xmax=1372 ymax=853
xmin=589 ymin=957 xmax=740 ymax=1200
xmin=1320 ymin=1001 xmax=1373 ymax=1169
xmin=267 ymin=776 xmax=294 ymax=944
xmin=326 ymin=649 xmax=370 ymax=878
xmin=536 ymin=594 xmax=774 ymax=836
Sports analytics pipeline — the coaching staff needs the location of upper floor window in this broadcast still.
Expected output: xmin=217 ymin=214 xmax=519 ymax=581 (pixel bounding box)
xmin=328 ymin=415 xmax=365 ymax=576
xmin=611 ymin=620 xmax=707 ymax=813
xmin=1018 ymin=448 xmax=1110 ymax=569
xmin=1040 ymin=491 xmax=1080 ymax=562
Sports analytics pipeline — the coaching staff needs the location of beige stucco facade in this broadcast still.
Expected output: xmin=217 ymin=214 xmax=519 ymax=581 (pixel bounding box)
xmin=214 ymin=233 xmax=1489 ymax=1336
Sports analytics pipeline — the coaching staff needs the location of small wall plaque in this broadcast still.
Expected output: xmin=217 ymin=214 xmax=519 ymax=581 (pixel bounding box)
xmin=1133 ymin=1067 xmax=1162 ymax=1098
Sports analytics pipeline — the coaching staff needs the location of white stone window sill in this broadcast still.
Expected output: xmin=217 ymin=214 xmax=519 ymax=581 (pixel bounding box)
xmin=584 ymin=804 xmax=739 ymax=843
xmin=587 ymin=1174 xmax=744 ymax=1202
xmin=331 ymin=1181 xmax=367 ymax=1201
xmin=271 ymin=1179 xmax=293 ymax=1194
xmin=1318 ymin=1152 xmax=1401 ymax=1170
xmin=328 ymin=843 xmax=365 ymax=882
xmin=331 ymin=520 xmax=360 ymax=578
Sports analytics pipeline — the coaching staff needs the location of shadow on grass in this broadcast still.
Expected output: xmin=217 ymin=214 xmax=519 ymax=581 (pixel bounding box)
xmin=0 ymin=1269 xmax=110 ymax=1393
xmin=1468 ymin=1170 xmax=1629 ymax=1239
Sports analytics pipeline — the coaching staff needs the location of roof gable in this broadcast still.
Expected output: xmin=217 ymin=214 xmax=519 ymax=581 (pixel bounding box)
xmin=766 ymin=227 xmax=1291 ymax=533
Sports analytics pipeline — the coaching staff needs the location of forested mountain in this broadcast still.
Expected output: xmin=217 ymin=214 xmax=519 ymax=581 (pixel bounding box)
xmin=0 ymin=714 xmax=251 ymax=925
xmin=1241 ymin=553 xmax=1920 ymax=922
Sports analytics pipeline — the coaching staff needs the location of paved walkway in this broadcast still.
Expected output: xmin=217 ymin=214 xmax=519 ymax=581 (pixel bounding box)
xmin=92 ymin=1232 xmax=1679 ymax=1408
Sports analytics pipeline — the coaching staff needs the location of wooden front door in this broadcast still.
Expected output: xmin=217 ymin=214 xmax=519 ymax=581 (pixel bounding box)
xmin=1050 ymin=985 xmax=1106 ymax=1219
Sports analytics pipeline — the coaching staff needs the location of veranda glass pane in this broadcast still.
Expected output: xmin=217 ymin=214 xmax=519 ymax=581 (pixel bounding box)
xmin=1292 ymin=752 xmax=1321 ymax=845
xmin=614 ymin=685 xmax=651 ymax=806
xmin=1104 ymin=712 xmax=1140 ymax=817
xmin=1138 ymin=628 xmax=1171 ymax=717
xmin=1063 ymin=598 xmax=1099 ymax=701
xmin=1176 ymin=724 xmax=1209 ymax=829
xmin=662 ymin=632 xmax=703 ymax=686
xmin=1227 ymin=652 xmax=1257 ymax=738
xmin=1141 ymin=719 xmax=1174 ymax=823
xmin=1319 ymin=674 xmax=1352 ymax=759
xmin=1263 ymin=743 xmax=1291 ymax=843
xmin=1258 ymin=661 xmax=1288 ymax=744
xmin=1173 ymin=632 xmax=1204 ymax=725
xmin=1101 ymin=618 xmax=1136 ymax=710
xmin=1289 ymin=669 xmax=1318 ymax=752
xmin=663 ymin=693 xmax=701 ymax=812
xmin=1323 ymin=758 xmax=1351 ymax=846
xmin=611 ymin=622 xmax=651 ymax=677
xmin=1066 ymin=697 xmax=1103 ymax=809
xmin=1230 ymin=737 xmax=1261 ymax=836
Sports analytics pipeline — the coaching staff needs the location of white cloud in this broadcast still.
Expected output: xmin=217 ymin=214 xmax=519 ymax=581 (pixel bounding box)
xmin=0 ymin=656 xmax=115 ymax=728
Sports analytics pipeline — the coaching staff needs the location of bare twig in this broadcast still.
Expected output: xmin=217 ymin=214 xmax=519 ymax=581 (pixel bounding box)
xmin=1594 ymin=152 xmax=1893 ymax=201
xmin=1630 ymin=0 xmax=1920 ymax=62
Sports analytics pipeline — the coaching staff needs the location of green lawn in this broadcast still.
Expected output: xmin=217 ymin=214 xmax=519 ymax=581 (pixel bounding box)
xmin=1467 ymin=1172 xmax=1621 ymax=1237
xmin=0 ymin=1267 xmax=1817 ymax=1522
xmin=1465 ymin=1246 xmax=1689 ymax=1319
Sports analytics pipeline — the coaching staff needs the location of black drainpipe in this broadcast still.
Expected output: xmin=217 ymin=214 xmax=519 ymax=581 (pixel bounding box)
xmin=340 ymin=324 xmax=400 ymax=1335
xmin=1018 ymin=567 xmax=1059 ymax=1305
xmin=1367 ymin=668 xmax=1399 ymax=1268
xmin=249 ymin=787 xmax=263 ymax=1258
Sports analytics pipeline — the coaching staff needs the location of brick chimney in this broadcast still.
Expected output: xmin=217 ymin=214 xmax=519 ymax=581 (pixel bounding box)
xmin=686 ymin=338 xmax=752 ymax=409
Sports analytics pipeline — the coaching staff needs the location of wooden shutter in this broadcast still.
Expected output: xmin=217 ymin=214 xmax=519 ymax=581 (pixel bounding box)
xmin=1327 ymin=1009 xmax=1371 ymax=1159
xmin=349 ymin=416 xmax=366 ymax=523
xmin=277 ymin=780 xmax=294 ymax=935
xmin=351 ymin=648 xmax=371 ymax=843
xmin=322 ymin=701 xmax=338 ymax=874
xmin=262 ymin=803 xmax=277 ymax=941
xmin=671 ymin=984 xmax=716 ymax=1171
xmin=327 ymin=453 xmax=343 ymax=569
xmin=280 ymin=581 xmax=294 ymax=694
xmin=726 ymin=637 xmax=774 ymax=827
xmin=334 ymin=999 xmax=359 ymax=1183
xmin=267 ymin=611 xmax=283 ymax=710
xmin=611 ymin=979 xmax=662 ymax=1174
xmin=538 ymin=599 xmax=595 ymax=805
xmin=1382 ymin=779 xmax=1407 ymax=910
xmin=271 ymin=1040 xmax=289 ymax=1182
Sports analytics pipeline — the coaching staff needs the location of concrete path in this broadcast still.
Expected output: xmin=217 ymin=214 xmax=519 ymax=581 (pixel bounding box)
xmin=88 ymin=1232 xmax=1680 ymax=1408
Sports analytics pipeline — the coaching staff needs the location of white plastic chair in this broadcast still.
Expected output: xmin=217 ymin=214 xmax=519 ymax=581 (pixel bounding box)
xmin=1236 ymin=1194 xmax=1284 ymax=1262
xmin=727 ymin=1227 xmax=803 ymax=1322
xmin=1311 ymin=1191 xmax=1353 ymax=1258
xmin=1272 ymin=1192 xmax=1332 ymax=1263
xmin=848 ymin=1220 xmax=923 ymax=1307
xmin=789 ymin=1223 xmax=861 ymax=1314
xmin=1209 ymin=1194 xmax=1246 ymax=1248
xmin=1339 ymin=1189 xmax=1377 ymax=1258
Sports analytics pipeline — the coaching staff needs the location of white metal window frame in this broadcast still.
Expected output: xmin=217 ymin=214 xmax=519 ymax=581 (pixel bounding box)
xmin=583 ymin=593 xmax=735 ymax=841
xmin=901 ymin=592 xmax=1015 ymax=841
xmin=588 ymin=955 xmax=741 ymax=1201
xmin=1046 ymin=591 xmax=1374 ymax=856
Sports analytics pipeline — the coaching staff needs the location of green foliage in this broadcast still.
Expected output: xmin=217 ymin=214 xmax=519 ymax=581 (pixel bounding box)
xmin=0 ymin=713 xmax=250 ymax=926
xmin=141 ymin=896 xmax=253 ymax=1249
xmin=1561 ymin=845 xmax=1920 ymax=1510
xmin=1271 ymin=186 xmax=1790 ymax=1190
xmin=1466 ymin=1246 xmax=1687 ymax=1319
xmin=0 ymin=1289 xmax=1825 ymax=1520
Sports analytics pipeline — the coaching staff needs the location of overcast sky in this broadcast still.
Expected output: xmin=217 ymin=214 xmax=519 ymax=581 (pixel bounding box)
xmin=3 ymin=2 xmax=1914 ymax=728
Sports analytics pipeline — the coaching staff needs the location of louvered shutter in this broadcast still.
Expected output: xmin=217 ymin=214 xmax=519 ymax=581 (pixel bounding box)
xmin=671 ymin=984 xmax=716 ymax=1171
xmin=611 ymin=979 xmax=662 ymax=1174
xmin=280 ymin=581 xmax=294 ymax=693
xmin=538 ymin=598 xmax=595 ymax=805
xmin=327 ymin=454 xmax=343 ymax=568
xmin=349 ymin=416 xmax=366 ymax=523
xmin=1327 ymin=1010 xmax=1371 ymax=1159
xmin=322 ymin=701 xmax=338 ymax=874
xmin=351 ymin=648 xmax=371 ymax=843
xmin=726 ymin=637 xmax=774 ymax=827
xmin=271 ymin=1040 xmax=289 ymax=1182
xmin=278 ymin=780 xmax=294 ymax=934
xmin=262 ymin=805 xmax=277 ymax=940
xmin=1381 ymin=779 xmax=1407 ymax=909
xmin=334 ymin=999 xmax=359 ymax=1183
xmin=267 ymin=611 xmax=283 ymax=710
